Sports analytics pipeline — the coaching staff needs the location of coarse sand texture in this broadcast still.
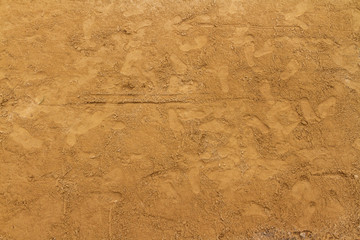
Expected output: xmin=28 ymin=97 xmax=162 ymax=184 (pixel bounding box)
xmin=0 ymin=0 xmax=360 ymax=239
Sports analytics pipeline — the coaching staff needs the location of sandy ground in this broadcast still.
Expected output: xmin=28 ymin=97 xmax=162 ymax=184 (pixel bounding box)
xmin=0 ymin=0 xmax=360 ymax=239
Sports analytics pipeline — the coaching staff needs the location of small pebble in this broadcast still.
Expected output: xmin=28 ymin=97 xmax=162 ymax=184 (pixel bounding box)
xmin=300 ymin=232 xmax=306 ymax=238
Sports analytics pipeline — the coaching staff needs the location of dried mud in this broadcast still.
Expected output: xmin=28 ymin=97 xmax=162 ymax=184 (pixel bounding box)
xmin=0 ymin=0 xmax=360 ymax=239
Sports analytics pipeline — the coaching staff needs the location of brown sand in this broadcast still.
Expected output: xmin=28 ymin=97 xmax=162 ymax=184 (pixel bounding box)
xmin=0 ymin=0 xmax=360 ymax=239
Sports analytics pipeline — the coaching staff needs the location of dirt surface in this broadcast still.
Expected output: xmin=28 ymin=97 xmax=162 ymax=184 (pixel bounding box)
xmin=0 ymin=0 xmax=360 ymax=239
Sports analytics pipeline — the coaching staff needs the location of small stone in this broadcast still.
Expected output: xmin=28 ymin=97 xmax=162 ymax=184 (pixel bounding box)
xmin=300 ymin=232 xmax=306 ymax=238
xmin=301 ymin=120 xmax=308 ymax=125
xmin=354 ymin=175 xmax=359 ymax=179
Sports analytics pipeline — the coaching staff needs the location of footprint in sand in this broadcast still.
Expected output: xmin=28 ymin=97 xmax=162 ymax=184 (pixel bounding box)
xmin=254 ymin=40 xmax=274 ymax=58
xmin=120 ymin=50 xmax=143 ymax=76
xmin=317 ymin=97 xmax=336 ymax=119
xmin=244 ymin=115 xmax=269 ymax=134
xmin=188 ymin=168 xmax=201 ymax=194
xmin=168 ymin=109 xmax=184 ymax=132
xmin=10 ymin=125 xmax=43 ymax=150
xmin=217 ymin=65 xmax=229 ymax=93
xmin=176 ymin=106 xmax=210 ymax=121
xmin=229 ymin=26 xmax=257 ymax=67
xmin=266 ymin=101 xmax=300 ymax=140
xmin=344 ymin=78 xmax=360 ymax=93
xmin=260 ymin=81 xmax=275 ymax=105
xmin=170 ymin=54 xmax=187 ymax=75
xmin=280 ymin=59 xmax=300 ymax=80
xmin=199 ymin=119 xmax=228 ymax=133
xmin=168 ymin=76 xmax=198 ymax=93
xmin=351 ymin=9 xmax=360 ymax=32
xmin=179 ymin=36 xmax=208 ymax=52
xmin=300 ymin=98 xmax=320 ymax=122
xmin=244 ymin=43 xmax=255 ymax=67
xmin=352 ymin=138 xmax=360 ymax=151
xmin=122 ymin=1 xmax=146 ymax=17
xmin=243 ymin=203 xmax=267 ymax=217
xmin=284 ymin=0 xmax=312 ymax=30
xmin=230 ymin=27 xmax=250 ymax=45
xmin=83 ymin=17 xmax=94 ymax=41
xmin=291 ymin=180 xmax=318 ymax=226
xmin=66 ymin=111 xmax=108 ymax=146
xmin=218 ymin=0 xmax=245 ymax=16
xmin=332 ymin=45 xmax=359 ymax=74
